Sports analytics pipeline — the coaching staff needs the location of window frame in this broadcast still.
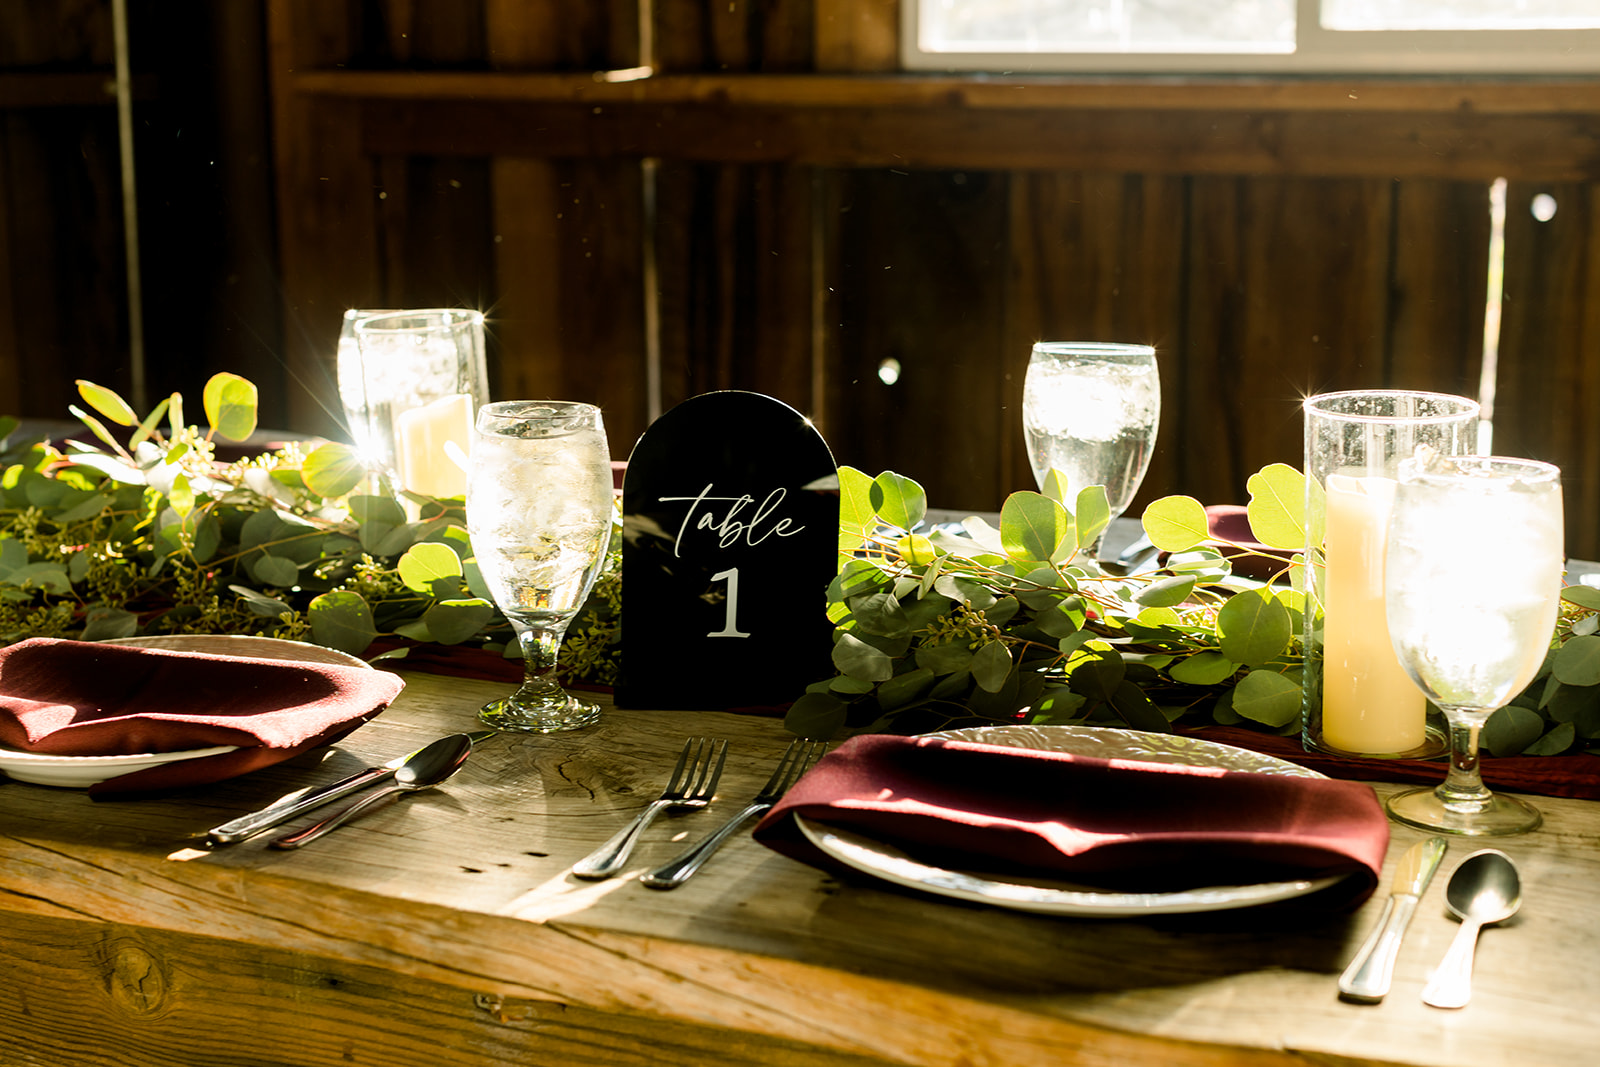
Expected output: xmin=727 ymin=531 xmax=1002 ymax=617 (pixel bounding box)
xmin=902 ymin=0 xmax=1600 ymax=75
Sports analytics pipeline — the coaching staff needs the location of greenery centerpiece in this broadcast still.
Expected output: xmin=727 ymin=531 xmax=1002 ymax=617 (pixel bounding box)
xmin=3 ymin=376 xmax=1598 ymax=758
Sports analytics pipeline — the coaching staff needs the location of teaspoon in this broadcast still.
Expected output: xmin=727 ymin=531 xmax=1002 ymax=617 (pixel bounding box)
xmin=270 ymin=732 xmax=474 ymax=849
xmin=1422 ymin=849 xmax=1522 ymax=1009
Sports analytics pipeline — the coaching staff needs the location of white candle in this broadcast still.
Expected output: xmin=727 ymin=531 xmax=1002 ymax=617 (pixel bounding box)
xmin=395 ymin=392 xmax=475 ymax=498
xmin=1320 ymin=474 xmax=1426 ymax=754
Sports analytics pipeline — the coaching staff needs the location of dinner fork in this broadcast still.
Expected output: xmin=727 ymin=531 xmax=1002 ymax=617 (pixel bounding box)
xmin=639 ymin=738 xmax=826 ymax=890
xmin=570 ymin=737 xmax=728 ymax=880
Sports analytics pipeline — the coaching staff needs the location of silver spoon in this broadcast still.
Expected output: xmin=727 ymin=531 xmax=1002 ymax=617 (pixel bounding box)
xmin=269 ymin=733 xmax=474 ymax=849
xmin=1422 ymin=849 xmax=1522 ymax=1009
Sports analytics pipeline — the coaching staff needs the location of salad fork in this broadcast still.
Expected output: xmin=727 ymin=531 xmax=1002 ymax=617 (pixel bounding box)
xmin=571 ymin=737 xmax=728 ymax=880
xmin=640 ymin=738 xmax=826 ymax=890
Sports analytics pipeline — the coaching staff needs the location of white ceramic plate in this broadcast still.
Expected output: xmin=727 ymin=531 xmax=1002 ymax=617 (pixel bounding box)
xmin=793 ymin=724 xmax=1346 ymax=917
xmin=0 ymin=635 xmax=369 ymax=788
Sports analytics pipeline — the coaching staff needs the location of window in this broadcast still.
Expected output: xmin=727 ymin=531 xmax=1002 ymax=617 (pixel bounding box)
xmin=905 ymin=1 xmax=1600 ymax=73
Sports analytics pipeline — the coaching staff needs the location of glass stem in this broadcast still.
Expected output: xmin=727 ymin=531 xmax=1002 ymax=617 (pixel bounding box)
xmin=516 ymin=625 xmax=564 ymax=697
xmin=1435 ymin=712 xmax=1492 ymax=810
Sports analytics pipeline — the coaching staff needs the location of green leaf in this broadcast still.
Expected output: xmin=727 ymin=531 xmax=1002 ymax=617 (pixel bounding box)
xmin=398 ymin=541 xmax=464 ymax=594
xmin=828 ymin=675 xmax=876 ymax=695
xmin=250 ymin=553 xmax=300 ymax=588
xmin=1247 ymin=463 xmax=1321 ymax=550
xmin=1134 ymin=574 xmax=1197 ymax=608
xmin=833 ymin=632 xmax=894 ymax=682
xmin=851 ymin=592 xmax=911 ymax=638
xmin=1111 ymin=680 xmax=1170 ymax=732
xmin=1038 ymin=468 xmax=1071 ymax=505
xmin=75 ymin=379 xmax=137 ymax=427
xmin=1483 ymin=704 xmax=1546 ymax=756
xmin=202 ymin=372 xmax=259 ymax=442
xmin=1524 ymin=721 xmax=1576 ymax=757
xmin=869 ymin=472 xmax=927 ymax=532
xmin=1230 ymin=669 xmax=1303 ymax=727
xmin=971 ymin=641 xmax=1013 ymax=693
xmin=129 ymin=395 xmax=173 ymax=449
xmin=80 ymin=606 xmax=138 ymax=641
xmin=68 ymin=404 xmax=125 ymax=454
xmin=1216 ymin=590 xmax=1292 ymax=667
xmin=1554 ymin=635 xmax=1600 ymax=686
xmin=1562 ymin=584 xmax=1600 ymax=611
xmin=6 ymin=563 xmax=71 ymax=594
xmin=1000 ymin=492 xmax=1072 ymax=562
xmin=167 ymin=473 xmax=195 ymax=519
xmin=301 ymin=442 xmax=364 ymax=499
xmin=784 ymin=691 xmax=847 ymax=740
xmin=837 ymin=466 xmax=877 ymax=556
xmin=1140 ymin=495 xmax=1209 ymax=553
xmin=0 ymin=538 xmax=26 ymax=579
xmin=1067 ymin=651 xmax=1125 ymax=703
xmin=915 ymin=642 xmax=974 ymax=675
xmin=51 ymin=492 xmax=114 ymax=524
xmin=896 ymin=533 xmax=937 ymax=566
xmin=229 ymin=584 xmax=293 ymax=617
xmin=878 ymin=667 xmax=936 ymax=710
xmin=308 ymin=590 xmax=378 ymax=655
xmin=350 ymin=494 xmax=406 ymax=528
xmin=1074 ymin=486 xmax=1111 ymax=552
xmin=1170 ymin=651 xmax=1238 ymax=686
xmin=422 ymin=598 xmax=497 ymax=645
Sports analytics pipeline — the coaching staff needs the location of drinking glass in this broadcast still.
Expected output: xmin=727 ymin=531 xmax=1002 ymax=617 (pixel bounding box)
xmin=467 ymin=401 xmax=614 ymax=733
xmin=1021 ymin=342 xmax=1160 ymax=550
xmin=349 ymin=309 xmax=489 ymax=499
xmin=1383 ymin=453 xmax=1563 ymax=835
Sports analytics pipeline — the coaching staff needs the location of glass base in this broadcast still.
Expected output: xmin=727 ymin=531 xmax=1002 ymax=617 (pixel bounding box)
xmin=479 ymin=692 xmax=601 ymax=734
xmin=1304 ymin=721 xmax=1448 ymax=761
xmin=1385 ymin=785 xmax=1542 ymax=836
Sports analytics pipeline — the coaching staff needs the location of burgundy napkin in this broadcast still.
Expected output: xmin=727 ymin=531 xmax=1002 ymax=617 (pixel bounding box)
xmin=755 ymin=733 xmax=1389 ymax=910
xmin=0 ymin=638 xmax=404 ymax=794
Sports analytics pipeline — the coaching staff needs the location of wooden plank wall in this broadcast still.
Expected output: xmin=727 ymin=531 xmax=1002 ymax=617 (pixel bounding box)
xmin=6 ymin=0 xmax=1598 ymax=559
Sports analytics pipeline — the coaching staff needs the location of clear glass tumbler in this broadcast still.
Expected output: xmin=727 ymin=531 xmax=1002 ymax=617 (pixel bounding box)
xmin=468 ymin=401 xmax=614 ymax=733
xmin=1302 ymin=390 xmax=1479 ymax=759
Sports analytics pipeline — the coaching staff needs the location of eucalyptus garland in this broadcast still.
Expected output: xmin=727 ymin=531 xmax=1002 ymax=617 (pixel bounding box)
xmin=3 ymin=378 xmax=1597 ymax=758
xmin=0 ymin=376 xmax=618 ymax=684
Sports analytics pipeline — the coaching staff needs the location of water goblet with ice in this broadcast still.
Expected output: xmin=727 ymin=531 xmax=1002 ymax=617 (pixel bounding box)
xmin=1021 ymin=342 xmax=1160 ymax=555
xmin=468 ymin=401 xmax=614 ymax=733
xmin=1383 ymin=453 xmax=1563 ymax=835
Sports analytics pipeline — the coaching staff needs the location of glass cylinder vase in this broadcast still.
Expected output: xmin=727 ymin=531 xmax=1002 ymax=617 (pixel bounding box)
xmin=1302 ymin=390 xmax=1480 ymax=759
xmin=344 ymin=308 xmax=489 ymax=500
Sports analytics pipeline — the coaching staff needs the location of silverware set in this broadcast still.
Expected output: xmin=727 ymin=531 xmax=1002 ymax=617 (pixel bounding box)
xmin=1339 ymin=841 xmax=1523 ymax=1009
xmin=575 ymin=736 xmax=825 ymax=889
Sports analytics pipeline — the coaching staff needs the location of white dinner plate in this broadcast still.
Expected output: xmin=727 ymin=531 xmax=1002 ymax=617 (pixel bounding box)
xmin=793 ymin=724 xmax=1347 ymax=917
xmin=0 ymin=635 xmax=370 ymax=788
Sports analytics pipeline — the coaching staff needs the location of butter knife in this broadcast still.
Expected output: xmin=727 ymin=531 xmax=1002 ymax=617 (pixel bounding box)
xmin=206 ymin=730 xmax=497 ymax=845
xmin=1338 ymin=836 xmax=1448 ymax=1002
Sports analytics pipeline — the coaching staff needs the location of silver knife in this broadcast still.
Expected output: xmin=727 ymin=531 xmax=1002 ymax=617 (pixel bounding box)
xmin=206 ymin=730 xmax=498 ymax=845
xmin=1338 ymin=836 xmax=1448 ymax=1003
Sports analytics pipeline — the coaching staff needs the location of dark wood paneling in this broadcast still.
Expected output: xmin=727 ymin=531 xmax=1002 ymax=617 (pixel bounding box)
xmin=1496 ymin=181 xmax=1600 ymax=560
xmin=1386 ymin=179 xmax=1489 ymax=397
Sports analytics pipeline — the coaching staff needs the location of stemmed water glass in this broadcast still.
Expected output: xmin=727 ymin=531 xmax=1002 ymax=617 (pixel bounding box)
xmin=1383 ymin=453 xmax=1564 ymax=835
xmin=467 ymin=401 xmax=615 ymax=733
xmin=1021 ymin=342 xmax=1160 ymax=555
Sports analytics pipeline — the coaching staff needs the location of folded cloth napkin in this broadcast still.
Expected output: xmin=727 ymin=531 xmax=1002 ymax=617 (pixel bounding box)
xmin=0 ymin=638 xmax=404 ymax=794
xmin=754 ymin=733 xmax=1390 ymax=910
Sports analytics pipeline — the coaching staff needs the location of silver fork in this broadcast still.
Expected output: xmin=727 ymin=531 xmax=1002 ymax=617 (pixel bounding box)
xmin=571 ymin=737 xmax=728 ymax=880
xmin=639 ymin=738 xmax=826 ymax=890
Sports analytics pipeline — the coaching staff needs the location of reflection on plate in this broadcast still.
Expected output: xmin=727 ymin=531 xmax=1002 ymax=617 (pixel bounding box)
xmin=0 ymin=635 xmax=369 ymax=788
xmin=794 ymin=724 xmax=1344 ymax=917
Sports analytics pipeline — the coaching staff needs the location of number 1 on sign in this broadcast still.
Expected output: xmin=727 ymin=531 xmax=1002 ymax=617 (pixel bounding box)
xmin=707 ymin=568 xmax=751 ymax=638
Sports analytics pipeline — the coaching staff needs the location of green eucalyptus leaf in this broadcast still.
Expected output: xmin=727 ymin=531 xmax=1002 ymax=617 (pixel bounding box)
xmin=833 ymin=632 xmax=894 ymax=682
xmin=1038 ymin=468 xmax=1071 ymax=505
xmin=837 ymin=466 xmax=877 ymax=555
xmin=1000 ymin=492 xmax=1071 ymax=562
xmin=398 ymin=541 xmax=464 ymax=594
xmin=971 ymin=641 xmax=1013 ymax=693
xmin=75 ymin=380 xmax=137 ymax=427
xmin=167 ymin=473 xmax=195 ymax=519
xmin=350 ymin=495 xmax=406 ymax=528
xmin=1074 ymin=486 xmax=1111 ymax=552
xmin=422 ymin=598 xmax=497 ymax=645
xmin=80 ymin=606 xmax=138 ymax=641
xmin=1135 ymin=574 xmax=1197 ymax=608
xmin=915 ymin=642 xmax=974 ymax=675
xmin=1230 ymin=669 xmax=1302 ymax=727
xmin=250 ymin=553 xmax=300 ymax=587
xmin=7 ymin=563 xmax=72 ymax=594
xmin=308 ymin=590 xmax=378 ymax=655
xmin=0 ymin=538 xmax=26 ymax=579
xmin=51 ymin=492 xmax=115 ymax=524
xmin=1553 ymin=634 xmax=1600 ymax=686
xmin=1170 ymin=651 xmax=1238 ymax=686
xmin=1216 ymin=590 xmax=1292 ymax=666
xmin=878 ymin=667 xmax=936 ymax=710
xmin=1524 ymin=721 xmax=1576 ymax=757
xmin=1067 ymin=651 xmax=1125 ymax=703
xmin=1140 ymin=495 xmax=1209 ymax=553
xmin=1483 ymin=704 xmax=1546 ymax=756
xmin=785 ymin=691 xmax=847 ymax=740
xmin=828 ymin=675 xmax=877 ymax=695
xmin=1111 ymin=680 xmax=1170 ymax=732
xmin=1247 ymin=463 xmax=1321 ymax=550
xmin=870 ymin=471 xmax=927 ymax=532
xmin=202 ymin=372 xmax=259 ymax=442
xmin=1561 ymin=584 xmax=1600 ymax=611
xmin=851 ymin=592 xmax=911 ymax=638
xmin=129 ymin=396 xmax=173 ymax=449
xmin=229 ymin=584 xmax=293 ymax=617
xmin=68 ymin=404 xmax=125 ymax=454
xmin=301 ymin=442 xmax=364 ymax=499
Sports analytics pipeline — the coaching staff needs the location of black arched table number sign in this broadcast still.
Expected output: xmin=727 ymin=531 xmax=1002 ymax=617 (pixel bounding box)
xmin=616 ymin=392 xmax=838 ymax=710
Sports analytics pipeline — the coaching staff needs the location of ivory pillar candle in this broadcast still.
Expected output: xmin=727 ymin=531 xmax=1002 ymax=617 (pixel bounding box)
xmin=1320 ymin=474 xmax=1425 ymax=754
xmin=396 ymin=392 xmax=474 ymax=499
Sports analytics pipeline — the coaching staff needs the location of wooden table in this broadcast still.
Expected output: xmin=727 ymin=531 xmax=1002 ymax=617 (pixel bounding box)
xmin=1 ymin=668 xmax=1593 ymax=1067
